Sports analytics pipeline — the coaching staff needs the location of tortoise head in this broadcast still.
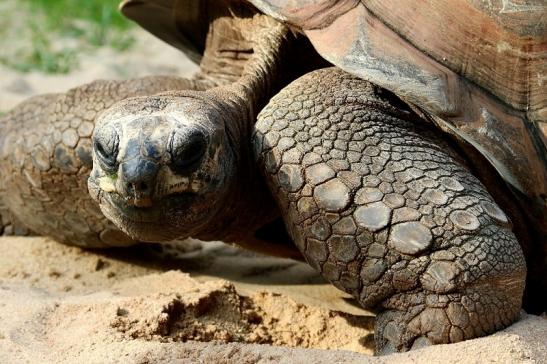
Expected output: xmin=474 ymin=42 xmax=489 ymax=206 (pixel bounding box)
xmin=88 ymin=93 xmax=237 ymax=242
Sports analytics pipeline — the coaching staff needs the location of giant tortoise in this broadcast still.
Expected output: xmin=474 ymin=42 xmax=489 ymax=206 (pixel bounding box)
xmin=0 ymin=0 xmax=545 ymax=354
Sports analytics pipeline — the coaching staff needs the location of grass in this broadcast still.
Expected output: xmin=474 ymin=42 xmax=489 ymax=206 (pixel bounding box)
xmin=28 ymin=0 xmax=134 ymax=47
xmin=0 ymin=0 xmax=136 ymax=74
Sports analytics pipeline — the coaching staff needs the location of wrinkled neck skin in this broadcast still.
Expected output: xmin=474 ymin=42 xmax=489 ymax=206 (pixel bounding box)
xmin=189 ymin=13 xmax=290 ymax=246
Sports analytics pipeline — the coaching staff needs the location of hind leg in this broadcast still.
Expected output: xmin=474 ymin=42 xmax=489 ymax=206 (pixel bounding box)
xmin=254 ymin=68 xmax=526 ymax=353
xmin=0 ymin=77 xmax=207 ymax=247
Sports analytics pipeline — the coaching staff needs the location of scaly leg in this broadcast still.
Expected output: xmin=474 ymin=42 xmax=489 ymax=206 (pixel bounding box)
xmin=254 ymin=68 xmax=526 ymax=353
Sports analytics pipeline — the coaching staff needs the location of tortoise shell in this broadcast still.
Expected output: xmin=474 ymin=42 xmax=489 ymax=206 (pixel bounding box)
xmin=120 ymin=0 xmax=546 ymax=225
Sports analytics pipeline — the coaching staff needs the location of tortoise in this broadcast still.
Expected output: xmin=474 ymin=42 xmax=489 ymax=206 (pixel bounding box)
xmin=0 ymin=0 xmax=545 ymax=354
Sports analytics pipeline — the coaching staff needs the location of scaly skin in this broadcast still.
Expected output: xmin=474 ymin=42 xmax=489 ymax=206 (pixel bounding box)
xmin=254 ymin=68 xmax=526 ymax=353
xmin=0 ymin=76 xmax=208 ymax=247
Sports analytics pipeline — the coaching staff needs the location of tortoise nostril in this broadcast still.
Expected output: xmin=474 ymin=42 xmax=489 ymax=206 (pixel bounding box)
xmin=136 ymin=181 xmax=148 ymax=192
xmin=128 ymin=179 xmax=154 ymax=196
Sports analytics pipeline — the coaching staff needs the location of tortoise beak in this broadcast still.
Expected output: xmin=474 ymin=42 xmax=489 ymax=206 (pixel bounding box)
xmin=118 ymin=156 xmax=159 ymax=208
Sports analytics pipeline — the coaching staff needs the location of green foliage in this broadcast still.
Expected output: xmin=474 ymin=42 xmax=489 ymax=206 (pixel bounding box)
xmin=27 ymin=0 xmax=134 ymax=47
xmin=2 ymin=23 xmax=77 ymax=74
xmin=0 ymin=0 xmax=136 ymax=74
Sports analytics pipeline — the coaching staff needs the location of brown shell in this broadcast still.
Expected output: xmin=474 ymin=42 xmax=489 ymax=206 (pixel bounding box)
xmin=249 ymin=0 xmax=546 ymax=207
xmin=120 ymin=0 xmax=546 ymax=220
xmin=120 ymin=0 xmax=209 ymax=63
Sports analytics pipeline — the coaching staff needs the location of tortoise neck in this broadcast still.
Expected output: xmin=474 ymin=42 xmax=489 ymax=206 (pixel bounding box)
xmin=200 ymin=11 xmax=290 ymax=116
xmin=228 ymin=17 xmax=290 ymax=116
xmin=192 ymin=17 xmax=290 ymax=245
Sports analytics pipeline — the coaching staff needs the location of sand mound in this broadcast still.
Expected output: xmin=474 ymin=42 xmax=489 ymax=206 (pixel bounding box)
xmin=101 ymin=272 xmax=372 ymax=351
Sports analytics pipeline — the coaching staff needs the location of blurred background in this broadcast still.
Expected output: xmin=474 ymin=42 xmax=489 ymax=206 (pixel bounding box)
xmin=0 ymin=0 xmax=198 ymax=112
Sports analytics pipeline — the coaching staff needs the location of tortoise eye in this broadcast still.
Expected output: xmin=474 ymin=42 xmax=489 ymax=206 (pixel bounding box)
xmin=94 ymin=127 xmax=119 ymax=173
xmin=169 ymin=128 xmax=207 ymax=175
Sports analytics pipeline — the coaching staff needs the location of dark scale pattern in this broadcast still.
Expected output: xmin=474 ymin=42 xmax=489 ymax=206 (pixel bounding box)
xmin=0 ymin=76 xmax=205 ymax=247
xmin=254 ymin=68 xmax=526 ymax=353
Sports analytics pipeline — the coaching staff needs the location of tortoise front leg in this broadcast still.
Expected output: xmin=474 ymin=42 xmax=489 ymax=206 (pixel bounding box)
xmin=253 ymin=68 xmax=526 ymax=353
xmin=0 ymin=76 xmax=207 ymax=246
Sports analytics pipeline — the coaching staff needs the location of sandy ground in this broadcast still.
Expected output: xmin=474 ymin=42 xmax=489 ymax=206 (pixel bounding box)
xmin=0 ymin=236 xmax=545 ymax=364
xmin=1 ymin=27 xmax=546 ymax=364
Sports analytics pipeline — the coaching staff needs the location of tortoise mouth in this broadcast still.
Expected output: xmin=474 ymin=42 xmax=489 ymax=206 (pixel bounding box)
xmin=95 ymin=188 xmax=212 ymax=242
xmin=103 ymin=191 xmax=199 ymax=223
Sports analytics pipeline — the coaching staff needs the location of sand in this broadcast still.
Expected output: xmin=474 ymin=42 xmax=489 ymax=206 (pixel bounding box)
xmin=1 ymin=24 xmax=546 ymax=364
xmin=0 ymin=236 xmax=545 ymax=364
